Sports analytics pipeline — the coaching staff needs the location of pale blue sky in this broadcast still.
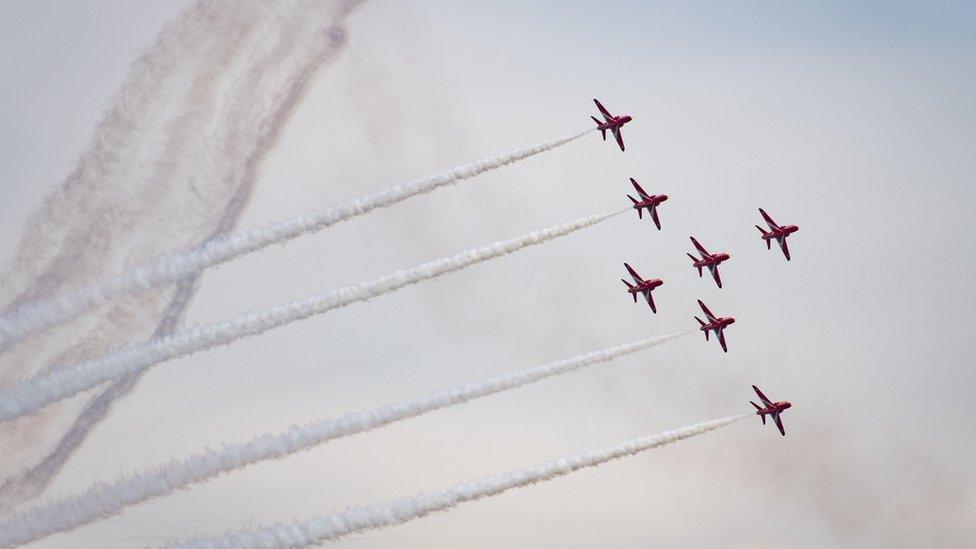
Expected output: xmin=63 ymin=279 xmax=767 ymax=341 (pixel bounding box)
xmin=1 ymin=1 xmax=974 ymax=547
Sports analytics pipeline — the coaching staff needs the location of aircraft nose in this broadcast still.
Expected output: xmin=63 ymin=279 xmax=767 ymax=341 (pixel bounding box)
xmin=729 ymin=318 xmax=736 ymax=324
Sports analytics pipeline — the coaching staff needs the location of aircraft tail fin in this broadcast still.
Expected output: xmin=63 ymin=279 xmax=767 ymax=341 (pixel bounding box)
xmin=750 ymin=403 xmax=766 ymax=424
xmin=756 ymin=225 xmax=771 ymax=248
xmin=687 ymin=254 xmax=702 ymax=276
xmin=591 ymin=116 xmax=606 ymax=140
xmin=627 ymin=195 xmax=643 ymax=218
xmin=695 ymin=317 xmax=708 ymax=339
xmin=621 ymin=279 xmax=637 ymax=302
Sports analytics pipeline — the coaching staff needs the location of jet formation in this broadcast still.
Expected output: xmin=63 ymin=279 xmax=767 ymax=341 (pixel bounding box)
xmin=597 ymin=99 xmax=798 ymax=435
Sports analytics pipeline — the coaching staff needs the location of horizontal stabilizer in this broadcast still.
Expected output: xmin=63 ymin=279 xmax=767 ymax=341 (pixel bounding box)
xmin=591 ymin=116 xmax=606 ymax=140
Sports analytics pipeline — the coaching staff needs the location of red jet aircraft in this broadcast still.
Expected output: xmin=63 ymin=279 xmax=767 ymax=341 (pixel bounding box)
xmin=756 ymin=208 xmax=799 ymax=261
xmin=627 ymin=178 xmax=668 ymax=230
xmin=687 ymin=237 xmax=731 ymax=288
xmin=695 ymin=299 xmax=735 ymax=352
xmin=591 ymin=99 xmax=632 ymax=151
xmin=750 ymin=385 xmax=792 ymax=436
xmin=621 ymin=263 xmax=664 ymax=314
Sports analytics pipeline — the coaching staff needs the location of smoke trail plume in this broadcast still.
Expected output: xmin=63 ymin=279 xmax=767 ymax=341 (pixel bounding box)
xmin=0 ymin=331 xmax=689 ymax=545
xmin=164 ymin=414 xmax=751 ymax=548
xmin=0 ymin=0 xmax=259 ymax=508
xmin=0 ymin=128 xmax=592 ymax=351
xmin=0 ymin=0 xmax=362 ymax=511
xmin=0 ymin=208 xmax=624 ymax=423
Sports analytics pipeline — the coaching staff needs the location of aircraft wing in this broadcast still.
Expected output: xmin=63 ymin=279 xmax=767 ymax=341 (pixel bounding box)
xmin=642 ymin=289 xmax=657 ymax=313
xmin=717 ymin=329 xmax=728 ymax=353
xmin=759 ymin=208 xmax=780 ymax=231
xmin=612 ymin=127 xmax=625 ymax=151
xmin=697 ymin=299 xmax=717 ymax=321
xmin=778 ymin=236 xmax=791 ymax=261
xmin=594 ymin=98 xmax=613 ymax=120
xmin=624 ymin=263 xmax=644 ymax=285
xmin=772 ymin=412 xmax=786 ymax=436
xmin=650 ymin=206 xmax=661 ymax=230
xmin=630 ymin=178 xmax=651 ymax=200
xmin=752 ymin=385 xmax=774 ymax=407
xmin=690 ymin=236 xmax=710 ymax=257
xmin=709 ymin=264 xmax=723 ymax=288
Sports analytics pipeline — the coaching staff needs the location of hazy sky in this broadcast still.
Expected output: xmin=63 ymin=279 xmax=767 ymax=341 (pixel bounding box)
xmin=1 ymin=1 xmax=974 ymax=547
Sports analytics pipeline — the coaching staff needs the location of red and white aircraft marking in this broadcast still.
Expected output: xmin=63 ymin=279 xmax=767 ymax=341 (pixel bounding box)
xmin=695 ymin=299 xmax=735 ymax=353
xmin=750 ymin=385 xmax=792 ymax=436
xmin=687 ymin=237 xmax=731 ymax=288
xmin=591 ymin=98 xmax=633 ymax=151
xmin=627 ymin=178 xmax=668 ymax=230
xmin=756 ymin=208 xmax=799 ymax=261
xmin=621 ymin=263 xmax=664 ymax=314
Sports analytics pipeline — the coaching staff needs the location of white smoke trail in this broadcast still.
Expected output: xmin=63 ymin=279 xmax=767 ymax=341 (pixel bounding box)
xmin=0 ymin=0 xmax=229 ymax=310
xmin=0 ymin=0 xmax=364 ymax=512
xmin=0 ymin=128 xmax=592 ymax=351
xmin=0 ymin=0 xmax=270 ymax=510
xmin=0 ymin=331 xmax=692 ymax=545
xmin=0 ymin=209 xmax=625 ymax=423
xmin=163 ymin=413 xmax=751 ymax=548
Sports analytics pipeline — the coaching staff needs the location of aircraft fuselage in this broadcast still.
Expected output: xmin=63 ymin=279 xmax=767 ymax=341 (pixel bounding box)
xmin=763 ymin=225 xmax=799 ymax=240
xmin=599 ymin=115 xmax=632 ymax=130
xmin=701 ymin=317 xmax=735 ymax=333
xmin=757 ymin=401 xmax=792 ymax=416
xmin=634 ymin=195 xmax=667 ymax=210
xmin=628 ymin=279 xmax=664 ymax=295
xmin=694 ymin=252 xmax=730 ymax=268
